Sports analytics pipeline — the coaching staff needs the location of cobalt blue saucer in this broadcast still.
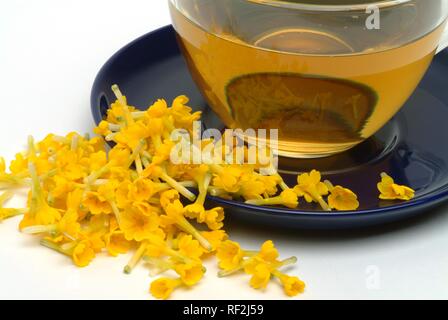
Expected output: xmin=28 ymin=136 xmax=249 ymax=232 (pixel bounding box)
xmin=91 ymin=25 xmax=448 ymax=230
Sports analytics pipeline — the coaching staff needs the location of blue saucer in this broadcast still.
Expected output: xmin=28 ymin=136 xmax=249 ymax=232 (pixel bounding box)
xmin=91 ymin=25 xmax=448 ymax=230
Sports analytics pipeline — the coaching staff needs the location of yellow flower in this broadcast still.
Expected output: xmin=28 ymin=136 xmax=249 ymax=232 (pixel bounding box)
xmin=201 ymin=230 xmax=228 ymax=251
xmin=174 ymin=262 xmax=204 ymax=286
xmin=277 ymin=274 xmax=306 ymax=297
xmin=48 ymin=175 xmax=75 ymax=200
xmin=249 ymin=263 xmax=271 ymax=290
xmin=55 ymin=150 xmax=86 ymax=181
xmin=147 ymin=99 xmax=169 ymax=119
xmin=203 ymin=207 xmax=225 ymax=230
xmin=327 ymin=185 xmax=359 ymax=211
xmin=162 ymin=197 xmax=212 ymax=251
xmin=82 ymin=191 xmax=112 ymax=215
xmin=0 ymin=157 xmax=6 ymax=173
xmin=89 ymin=151 xmax=108 ymax=172
xmin=66 ymin=188 xmax=85 ymax=217
xmin=245 ymin=189 xmax=298 ymax=209
xmin=212 ymin=166 xmax=245 ymax=193
xmin=177 ymin=234 xmax=204 ymax=261
xmin=294 ymin=170 xmax=330 ymax=211
xmin=171 ymin=95 xmax=201 ymax=129
xmin=258 ymin=175 xmax=280 ymax=197
xmin=239 ymin=176 xmax=266 ymax=201
xmin=0 ymin=192 xmax=25 ymax=221
xmin=242 ymin=240 xmax=280 ymax=276
xmin=184 ymin=203 xmax=205 ymax=221
xmin=72 ymin=240 xmax=96 ymax=267
xmin=57 ymin=209 xmax=80 ymax=237
xmin=108 ymin=146 xmax=131 ymax=167
xmin=216 ymin=240 xmax=244 ymax=271
xmin=160 ymin=189 xmax=180 ymax=210
xmin=258 ymin=240 xmax=279 ymax=263
xmin=115 ymin=121 xmax=150 ymax=150
xmin=115 ymin=180 xmax=133 ymax=209
xmin=97 ymin=179 xmax=119 ymax=202
xmin=130 ymin=178 xmax=159 ymax=202
xmin=9 ymin=153 xmax=28 ymax=174
xmin=150 ymin=277 xmax=182 ymax=300
xmin=377 ymin=172 xmax=415 ymax=201
xmin=105 ymin=231 xmax=132 ymax=257
xmin=121 ymin=202 xmax=161 ymax=241
xmin=93 ymin=120 xmax=112 ymax=136
xmin=19 ymin=164 xmax=61 ymax=230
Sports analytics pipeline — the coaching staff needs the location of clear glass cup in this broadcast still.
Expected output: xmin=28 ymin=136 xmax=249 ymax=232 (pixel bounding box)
xmin=169 ymin=0 xmax=448 ymax=158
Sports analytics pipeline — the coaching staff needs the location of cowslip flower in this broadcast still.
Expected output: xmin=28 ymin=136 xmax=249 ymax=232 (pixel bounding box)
xmin=0 ymin=156 xmax=27 ymax=189
xmin=171 ymin=95 xmax=201 ymax=129
xmin=294 ymin=170 xmax=330 ymax=211
xmin=325 ymin=181 xmax=359 ymax=211
xmin=40 ymin=238 xmax=96 ymax=268
xmin=19 ymin=163 xmax=61 ymax=230
xmin=184 ymin=165 xmax=211 ymax=223
xmin=249 ymin=263 xmax=272 ymax=290
xmin=238 ymin=175 xmax=266 ymax=201
xmin=216 ymin=240 xmax=245 ymax=271
xmin=150 ymin=277 xmax=183 ymax=300
xmin=218 ymin=240 xmax=301 ymax=294
xmin=72 ymin=240 xmax=96 ymax=267
xmin=144 ymin=235 xmax=196 ymax=266
xmin=0 ymin=191 xmax=25 ymax=221
xmin=203 ymin=207 xmax=225 ymax=230
xmin=120 ymin=202 xmax=162 ymax=242
xmin=161 ymin=192 xmax=211 ymax=251
xmin=377 ymin=172 xmax=415 ymax=201
xmin=245 ymin=189 xmax=298 ymax=209
xmin=9 ymin=153 xmax=28 ymax=175
xmin=177 ymin=234 xmax=205 ymax=261
xmin=201 ymin=230 xmax=228 ymax=252
xmin=105 ymin=230 xmax=132 ymax=257
xmin=272 ymin=271 xmax=306 ymax=297
xmin=22 ymin=208 xmax=80 ymax=238
xmin=242 ymin=240 xmax=281 ymax=275
xmin=174 ymin=262 xmax=205 ymax=286
xmin=82 ymin=191 xmax=112 ymax=215
xmin=211 ymin=165 xmax=245 ymax=193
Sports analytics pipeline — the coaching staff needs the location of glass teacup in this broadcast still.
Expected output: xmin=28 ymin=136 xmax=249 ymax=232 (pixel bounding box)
xmin=169 ymin=0 xmax=448 ymax=158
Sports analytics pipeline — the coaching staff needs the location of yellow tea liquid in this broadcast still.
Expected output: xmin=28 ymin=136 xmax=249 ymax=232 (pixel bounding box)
xmin=170 ymin=2 xmax=445 ymax=157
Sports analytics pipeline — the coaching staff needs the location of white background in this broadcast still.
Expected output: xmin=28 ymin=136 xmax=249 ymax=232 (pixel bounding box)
xmin=1 ymin=0 xmax=448 ymax=300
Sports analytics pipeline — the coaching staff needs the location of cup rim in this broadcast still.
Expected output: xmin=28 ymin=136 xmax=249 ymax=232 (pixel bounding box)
xmin=247 ymin=0 xmax=413 ymax=11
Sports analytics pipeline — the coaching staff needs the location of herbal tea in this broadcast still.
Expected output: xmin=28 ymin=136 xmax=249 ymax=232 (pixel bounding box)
xmin=170 ymin=0 xmax=445 ymax=157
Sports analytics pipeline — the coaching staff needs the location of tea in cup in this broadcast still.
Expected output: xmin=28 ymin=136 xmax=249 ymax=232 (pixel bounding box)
xmin=169 ymin=0 xmax=448 ymax=158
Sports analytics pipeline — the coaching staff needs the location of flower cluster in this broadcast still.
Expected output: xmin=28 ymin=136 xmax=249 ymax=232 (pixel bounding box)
xmin=377 ymin=172 xmax=415 ymax=201
xmin=0 ymin=85 xmax=415 ymax=299
xmin=217 ymin=240 xmax=305 ymax=296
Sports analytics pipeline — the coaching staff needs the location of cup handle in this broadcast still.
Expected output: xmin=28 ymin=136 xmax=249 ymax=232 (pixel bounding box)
xmin=436 ymin=21 xmax=448 ymax=54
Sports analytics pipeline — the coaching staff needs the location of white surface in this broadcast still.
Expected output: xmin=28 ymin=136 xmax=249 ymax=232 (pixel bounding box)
xmin=1 ymin=0 xmax=448 ymax=300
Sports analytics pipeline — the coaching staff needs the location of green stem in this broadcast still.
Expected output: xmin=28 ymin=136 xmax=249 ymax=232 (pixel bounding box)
xmin=40 ymin=239 xmax=70 ymax=256
xmin=22 ymin=224 xmax=57 ymax=234
xmin=160 ymin=173 xmax=196 ymax=202
xmin=175 ymin=216 xmax=212 ymax=252
xmin=124 ymin=242 xmax=147 ymax=274
xmin=127 ymin=140 xmax=146 ymax=168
